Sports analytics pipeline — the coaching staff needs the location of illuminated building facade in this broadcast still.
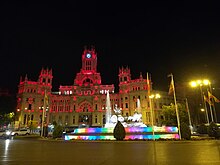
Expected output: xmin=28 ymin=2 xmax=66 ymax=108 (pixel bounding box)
xmin=16 ymin=47 xmax=173 ymax=128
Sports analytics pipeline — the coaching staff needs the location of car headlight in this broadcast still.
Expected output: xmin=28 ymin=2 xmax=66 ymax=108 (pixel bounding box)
xmin=6 ymin=131 xmax=11 ymax=135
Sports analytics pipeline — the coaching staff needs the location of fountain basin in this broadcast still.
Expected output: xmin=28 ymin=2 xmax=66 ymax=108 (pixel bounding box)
xmin=64 ymin=126 xmax=179 ymax=141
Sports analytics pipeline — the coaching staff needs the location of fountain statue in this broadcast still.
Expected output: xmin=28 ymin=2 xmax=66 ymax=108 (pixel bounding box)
xmin=105 ymin=97 xmax=146 ymax=128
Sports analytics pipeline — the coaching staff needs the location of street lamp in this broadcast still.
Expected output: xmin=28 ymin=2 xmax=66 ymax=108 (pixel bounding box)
xmin=200 ymin=108 xmax=206 ymax=123
xmin=149 ymin=93 xmax=161 ymax=140
xmin=189 ymin=79 xmax=210 ymax=124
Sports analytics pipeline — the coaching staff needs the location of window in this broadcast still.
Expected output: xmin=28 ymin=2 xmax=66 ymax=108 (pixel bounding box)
xmin=125 ymin=103 xmax=128 ymax=108
xmin=103 ymin=115 xmax=106 ymax=124
xmin=28 ymin=104 xmax=32 ymax=110
xmin=95 ymin=115 xmax=98 ymax=123
xmin=73 ymin=116 xmax=75 ymax=124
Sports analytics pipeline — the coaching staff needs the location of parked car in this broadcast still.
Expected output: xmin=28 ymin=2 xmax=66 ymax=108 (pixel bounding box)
xmin=11 ymin=128 xmax=30 ymax=136
xmin=0 ymin=129 xmax=12 ymax=138
xmin=0 ymin=130 xmax=5 ymax=137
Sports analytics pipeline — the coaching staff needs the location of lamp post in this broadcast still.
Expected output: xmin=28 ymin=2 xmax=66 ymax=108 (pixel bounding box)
xmin=185 ymin=98 xmax=193 ymax=133
xmin=190 ymin=80 xmax=210 ymax=125
xmin=200 ymin=108 xmax=206 ymax=123
xmin=149 ymin=93 xmax=161 ymax=140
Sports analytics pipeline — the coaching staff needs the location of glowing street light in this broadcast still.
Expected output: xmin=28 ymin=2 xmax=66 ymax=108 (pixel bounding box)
xmin=149 ymin=93 xmax=161 ymax=125
xmin=149 ymin=93 xmax=161 ymax=99
xmin=189 ymin=79 xmax=210 ymax=124
xmin=200 ymin=108 xmax=206 ymax=123
xmin=149 ymin=93 xmax=161 ymax=140
xmin=190 ymin=79 xmax=210 ymax=88
xmin=193 ymin=79 xmax=215 ymax=121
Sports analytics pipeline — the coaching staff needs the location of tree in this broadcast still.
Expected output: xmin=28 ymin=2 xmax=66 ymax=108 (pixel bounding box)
xmin=113 ymin=121 xmax=126 ymax=141
xmin=0 ymin=112 xmax=15 ymax=128
xmin=162 ymin=103 xmax=192 ymax=140
xmin=52 ymin=125 xmax=63 ymax=139
xmin=161 ymin=103 xmax=189 ymax=126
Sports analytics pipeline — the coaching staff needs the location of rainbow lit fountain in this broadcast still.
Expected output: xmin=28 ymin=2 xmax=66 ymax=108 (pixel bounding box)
xmin=65 ymin=94 xmax=179 ymax=141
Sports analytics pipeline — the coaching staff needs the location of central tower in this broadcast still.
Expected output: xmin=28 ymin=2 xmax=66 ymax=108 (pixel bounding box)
xmin=81 ymin=46 xmax=97 ymax=74
xmin=74 ymin=46 xmax=101 ymax=85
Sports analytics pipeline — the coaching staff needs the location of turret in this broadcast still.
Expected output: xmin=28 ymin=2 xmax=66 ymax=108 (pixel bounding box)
xmin=38 ymin=67 xmax=53 ymax=89
xmin=139 ymin=72 xmax=143 ymax=79
xmin=118 ymin=66 xmax=131 ymax=84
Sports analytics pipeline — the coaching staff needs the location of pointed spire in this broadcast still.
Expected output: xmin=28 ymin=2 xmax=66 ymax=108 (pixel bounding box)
xmin=49 ymin=68 xmax=52 ymax=75
xmin=140 ymin=72 xmax=143 ymax=79
xmin=46 ymin=67 xmax=50 ymax=75
xmin=25 ymin=74 xmax=28 ymax=81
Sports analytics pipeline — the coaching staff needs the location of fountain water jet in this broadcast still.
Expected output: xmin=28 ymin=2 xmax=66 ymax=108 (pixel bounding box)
xmin=136 ymin=98 xmax=141 ymax=113
xmin=105 ymin=91 xmax=114 ymax=128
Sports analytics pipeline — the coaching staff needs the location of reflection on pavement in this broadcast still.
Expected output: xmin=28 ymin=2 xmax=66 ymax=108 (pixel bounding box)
xmin=3 ymin=139 xmax=10 ymax=161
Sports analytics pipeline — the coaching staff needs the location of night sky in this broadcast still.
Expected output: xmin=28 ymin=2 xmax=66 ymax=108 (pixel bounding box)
xmin=1 ymin=1 xmax=220 ymax=94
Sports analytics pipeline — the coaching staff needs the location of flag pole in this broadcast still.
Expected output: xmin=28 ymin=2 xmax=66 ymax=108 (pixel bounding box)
xmin=203 ymin=94 xmax=210 ymax=125
xmin=201 ymin=87 xmax=209 ymax=125
xmin=168 ymin=73 xmax=181 ymax=140
xmin=147 ymin=72 xmax=155 ymax=140
xmin=207 ymin=89 xmax=214 ymax=122
xmin=208 ymin=84 xmax=218 ymax=122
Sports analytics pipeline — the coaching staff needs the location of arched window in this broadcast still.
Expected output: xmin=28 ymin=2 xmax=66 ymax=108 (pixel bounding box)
xmin=83 ymin=78 xmax=93 ymax=84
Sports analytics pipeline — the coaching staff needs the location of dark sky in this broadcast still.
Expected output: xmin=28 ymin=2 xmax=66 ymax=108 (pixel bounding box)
xmin=1 ymin=1 xmax=220 ymax=94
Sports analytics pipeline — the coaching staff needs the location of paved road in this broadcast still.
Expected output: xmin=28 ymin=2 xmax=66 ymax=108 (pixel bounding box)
xmin=0 ymin=138 xmax=220 ymax=165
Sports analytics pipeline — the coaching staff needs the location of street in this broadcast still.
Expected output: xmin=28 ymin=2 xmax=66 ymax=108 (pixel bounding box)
xmin=0 ymin=138 xmax=220 ymax=165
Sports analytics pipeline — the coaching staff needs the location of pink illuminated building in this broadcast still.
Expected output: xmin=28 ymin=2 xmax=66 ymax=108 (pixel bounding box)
xmin=16 ymin=46 xmax=173 ymax=128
